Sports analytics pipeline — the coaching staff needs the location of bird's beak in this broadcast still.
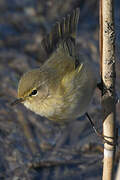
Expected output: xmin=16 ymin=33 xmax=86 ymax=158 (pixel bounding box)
xmin=10 ymin=98 xmax=24 ymax=106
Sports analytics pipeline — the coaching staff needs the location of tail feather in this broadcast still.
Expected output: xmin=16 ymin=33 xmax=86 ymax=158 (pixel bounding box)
xmin=41 ymin=8 xmax=80 ymax=55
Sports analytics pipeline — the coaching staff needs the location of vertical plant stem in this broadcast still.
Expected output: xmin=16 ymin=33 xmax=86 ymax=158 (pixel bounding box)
xmin=115 ymin=161 xmax=120 ymax=180
xmin=100 ymin=0 xmax=116 ymax=180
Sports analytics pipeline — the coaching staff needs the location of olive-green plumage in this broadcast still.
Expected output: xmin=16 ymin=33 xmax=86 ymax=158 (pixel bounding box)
xmin=14 ymin=8 xmax=97 ymax=123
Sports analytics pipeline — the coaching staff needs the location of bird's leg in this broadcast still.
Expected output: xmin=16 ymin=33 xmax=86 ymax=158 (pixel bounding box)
xmin=85 ymin=112 xmax=117 ymax=146
xmin=97 ymin=82 xmax=106 ymax=95
xmin=85 ymin=113 xmax=101 ymax=137
xmin=97 ymin=82 xmax=103 ymax=91
xmin=96 ymin=82 xmax=119 ymax=145
xmin=97 ymin=82 xmax=119 ymax=103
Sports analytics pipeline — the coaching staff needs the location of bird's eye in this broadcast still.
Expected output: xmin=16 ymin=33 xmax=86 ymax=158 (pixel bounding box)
xmin=30 ymin=89 xmax=38 ymax=96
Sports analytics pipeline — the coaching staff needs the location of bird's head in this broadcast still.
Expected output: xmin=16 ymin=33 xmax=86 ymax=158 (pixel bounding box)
xmin=11 ymin=69 xmax=49 ymax=111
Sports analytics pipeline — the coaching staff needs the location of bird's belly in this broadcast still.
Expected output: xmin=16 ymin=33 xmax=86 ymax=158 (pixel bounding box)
xmin=42 ymin=86 xmax=95 ymax=122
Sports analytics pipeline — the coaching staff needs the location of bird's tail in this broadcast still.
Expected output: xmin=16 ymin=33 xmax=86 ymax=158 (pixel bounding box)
xmin=41 ymin=8 xmax=80 ymax=55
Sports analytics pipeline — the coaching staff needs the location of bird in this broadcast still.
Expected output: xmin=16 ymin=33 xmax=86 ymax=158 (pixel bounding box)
xmin=11 ymin=8 xmax=97 ymax=124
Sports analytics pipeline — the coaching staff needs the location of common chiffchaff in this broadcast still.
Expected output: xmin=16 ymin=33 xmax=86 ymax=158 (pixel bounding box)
xmin=11 ymin=8 xmax=97 ymax=123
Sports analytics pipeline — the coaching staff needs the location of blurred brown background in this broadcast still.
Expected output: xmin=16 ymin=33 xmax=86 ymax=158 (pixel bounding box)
xmin=0 ymin=0 xmax=120 ymax=179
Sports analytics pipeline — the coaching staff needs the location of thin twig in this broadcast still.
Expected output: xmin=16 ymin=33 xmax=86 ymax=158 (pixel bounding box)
xmin=28 ymin=159 xmax=82 ymax=169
